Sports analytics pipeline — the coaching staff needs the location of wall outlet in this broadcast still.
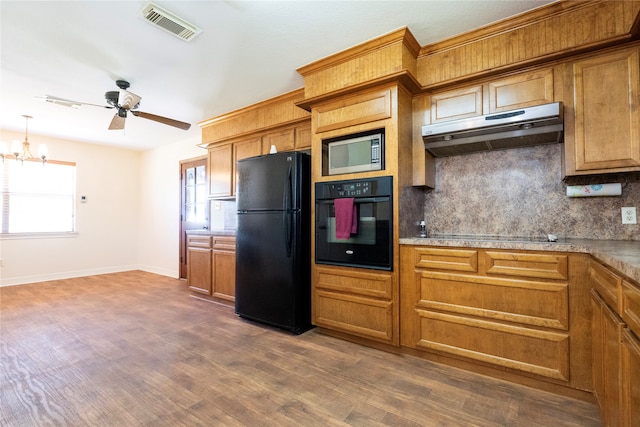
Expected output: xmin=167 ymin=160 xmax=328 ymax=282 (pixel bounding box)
xmin=621 ymin=207 xmax=637 ymax=224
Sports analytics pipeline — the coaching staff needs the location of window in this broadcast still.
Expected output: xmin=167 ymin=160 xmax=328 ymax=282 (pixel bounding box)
xmin=1 ymin=159 xmax=76 ymax=234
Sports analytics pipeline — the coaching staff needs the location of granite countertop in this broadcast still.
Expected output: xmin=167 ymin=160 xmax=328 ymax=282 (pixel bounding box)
xmin=399 ymin=236 xmax=640 ymax=283
xmin=186 ymin=229 xmax=236 ymax=236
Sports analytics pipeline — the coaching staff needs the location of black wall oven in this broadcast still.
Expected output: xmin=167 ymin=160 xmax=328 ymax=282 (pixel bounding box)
xmin=315 ymin=176 xmax=393 ymax=270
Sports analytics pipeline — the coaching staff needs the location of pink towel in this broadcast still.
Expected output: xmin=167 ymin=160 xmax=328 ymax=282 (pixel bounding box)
xmin=334 ymin=198 xmax=357 ymax=240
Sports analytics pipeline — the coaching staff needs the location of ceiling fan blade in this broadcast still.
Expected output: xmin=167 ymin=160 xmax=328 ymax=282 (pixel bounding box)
xmin=131 ymin=111 xmax=191 ymax=130
xmin=108 ymin=112 xmax=126 ymax=130
xmin=118 ymin=90 xmax=141 ymax=110
xmin=38 ymin=95 xmax=112 ymax=109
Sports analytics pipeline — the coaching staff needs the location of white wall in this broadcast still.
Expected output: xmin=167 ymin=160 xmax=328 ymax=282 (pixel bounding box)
xmin=0 ymin=129 xmax=205 ymax=286
xmin=137 ymin=136 xmax=205 ymax=277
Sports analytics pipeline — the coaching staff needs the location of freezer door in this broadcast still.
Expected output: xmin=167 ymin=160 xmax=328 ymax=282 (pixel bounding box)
xmin=237 ymin=152 xmax=303 ymax=211
xmin=235 ymin=211 xmax=310 ymax=332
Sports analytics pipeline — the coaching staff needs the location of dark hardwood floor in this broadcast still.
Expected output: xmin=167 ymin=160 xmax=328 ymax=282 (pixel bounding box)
xmin=1 ymin=271 xmax=601 ymax=426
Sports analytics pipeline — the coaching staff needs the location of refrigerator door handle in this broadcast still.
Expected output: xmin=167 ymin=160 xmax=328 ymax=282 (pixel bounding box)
xmin=284 ymin=163 xmax=293 ymax=256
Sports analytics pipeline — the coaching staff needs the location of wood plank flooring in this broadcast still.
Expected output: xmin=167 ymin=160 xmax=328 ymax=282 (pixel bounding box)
xmin=1 ymin=271 xmax=602 ymax=426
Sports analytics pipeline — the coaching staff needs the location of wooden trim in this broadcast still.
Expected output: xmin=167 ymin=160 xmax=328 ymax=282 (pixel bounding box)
xmin=297 ymin=27 xmax=420 ymax=76
xmin=296 ymin=71 xmax=422 ymax=111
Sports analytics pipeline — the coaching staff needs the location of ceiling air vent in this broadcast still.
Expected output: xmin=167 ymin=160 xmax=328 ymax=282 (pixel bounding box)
xmin=140 ymin=3 xmax=202 ymax=42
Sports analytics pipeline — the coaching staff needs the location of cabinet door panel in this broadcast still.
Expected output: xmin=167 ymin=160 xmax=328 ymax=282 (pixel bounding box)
xmin=622 ymin=329 xmax=640 ymax=427
xmin=572 ymin=48 xmax=640 ymax=171
xmin=262 ymin=128 xmax=295 ymax=154
xmin=208 ymin=145 xmax=233 ymax=198
xmin=212 ymin=250 xmax=236 ymax=301
xmin=431 ymin=85 xmax=483 ymax=123
xmin=187 ymin=247 xmax=212 ymax=294
xmin=488 ymin=69 xmax=554 ymax=113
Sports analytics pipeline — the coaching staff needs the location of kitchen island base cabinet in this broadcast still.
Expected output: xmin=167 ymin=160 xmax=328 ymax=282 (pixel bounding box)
xmin=400 ymin=245 xmax=592 ymax=395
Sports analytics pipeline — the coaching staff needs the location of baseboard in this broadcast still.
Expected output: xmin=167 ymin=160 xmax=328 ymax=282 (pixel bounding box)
xmin=0 ymin=265 xmax=142 ymax=287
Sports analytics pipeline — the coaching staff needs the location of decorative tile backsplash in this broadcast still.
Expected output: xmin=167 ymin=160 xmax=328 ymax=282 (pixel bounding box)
xmin=421 ymin=144 xmax=640 ymax=241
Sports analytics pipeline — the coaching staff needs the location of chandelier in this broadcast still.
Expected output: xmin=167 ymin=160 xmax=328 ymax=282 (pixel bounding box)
xmin=0 ymin=115 xmax=48 ymax=165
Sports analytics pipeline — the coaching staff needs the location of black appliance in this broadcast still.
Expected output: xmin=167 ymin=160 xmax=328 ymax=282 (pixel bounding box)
xmin=235 ymin=151 xmax=312 ymax=334
xmin=315 ymin=176 xmax=393 ymax=270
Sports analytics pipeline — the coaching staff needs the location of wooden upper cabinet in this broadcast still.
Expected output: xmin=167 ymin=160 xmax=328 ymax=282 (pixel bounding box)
xmin=431 ymin=85 xmax=483 ymax=123
xmin=295 ymin=124 xmax=311 ymax=150
xmin=487 ymin=68 xmax=554 ymax=113
xmin=565 ymin=46 xmax=640 ymax=175
xmin=262 ymin=128 xmax=295 ymax=154
xmin=208 ymin=144 xmax=233 ymax=198
xmin=233 ymin=137 xmax=262 ymax=196
xmin=429 ymin=69 xmax=554 ymax=124
xmin=234 ymin=137 xmax=262 ymax=163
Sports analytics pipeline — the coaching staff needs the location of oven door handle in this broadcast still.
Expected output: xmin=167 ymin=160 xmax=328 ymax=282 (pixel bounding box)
xmin=316 ymin=197 xmax=389 ymax=204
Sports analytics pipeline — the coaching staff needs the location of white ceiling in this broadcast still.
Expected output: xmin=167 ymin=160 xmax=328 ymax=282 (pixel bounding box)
xmin=0 ymin=0 xmax=555 ymax=151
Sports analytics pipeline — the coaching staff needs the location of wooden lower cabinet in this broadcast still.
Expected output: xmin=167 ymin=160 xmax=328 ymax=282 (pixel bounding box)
xmin=592 ymin=290 xmax=624 ymax=427
xmin=187 ymin=234 xmax=236 ymax=303
xmin=211 ymin=236 xmax=236 ymax=302
xmin=591 ymin=259 xmax=640 ymax=427
xmin=400 ymin=245 xmax=591 ymax=392
xmin=622 ymin=329 xmax=640 ymax=427
xmin=312 ymin=265 xmax=398 ymax=346
xmin=187 ymin=235 xmax=212 ymax=294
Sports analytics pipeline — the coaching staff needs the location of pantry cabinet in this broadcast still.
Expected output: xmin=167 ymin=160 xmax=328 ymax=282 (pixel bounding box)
xmin=563 ymin=46 xmax=640 ymax=176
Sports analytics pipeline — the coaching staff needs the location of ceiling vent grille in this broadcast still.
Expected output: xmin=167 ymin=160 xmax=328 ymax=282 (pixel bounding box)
xmin=140 ymin=3 xmax=202 ymax=42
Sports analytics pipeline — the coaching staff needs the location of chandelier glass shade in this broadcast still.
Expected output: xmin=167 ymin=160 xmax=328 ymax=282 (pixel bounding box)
xmin=0 ymin=115 xmax=48 ymax=165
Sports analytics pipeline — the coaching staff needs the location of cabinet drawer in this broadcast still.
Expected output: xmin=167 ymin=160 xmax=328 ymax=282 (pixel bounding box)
xmin=414 ymin=247 xmax=478 ymax=273
xmin=212 ymin=236 xmax=235 ymax=251
xmin=314 ymin=290 xmax=394 ymax=344
xmin=591 ymin=260 xmax=622 ymax=312
xmin=314 ymin=266 xmax=392 ymax=299
xmin=187 ymin=235 xmax=212 ymax=249
xmin=415 ymin=309 xmax=570 ymax=381
xmin=416 ymin=271 xmax=569 ymax=330
xmin=623 ymin=280 xmax=640 ymax=337
xmin=484 ymin=251 xmax=568 ymax=280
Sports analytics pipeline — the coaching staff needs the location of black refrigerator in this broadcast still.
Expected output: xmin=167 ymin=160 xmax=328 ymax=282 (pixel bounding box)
xmin=235 ymin=151 xmax=312 ymax=334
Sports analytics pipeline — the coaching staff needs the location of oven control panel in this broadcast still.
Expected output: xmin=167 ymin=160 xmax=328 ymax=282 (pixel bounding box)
xmin=330 ymin=181 xmax=371 ymax=197
xmin=316 ymin=176 xmax=392 ymax=200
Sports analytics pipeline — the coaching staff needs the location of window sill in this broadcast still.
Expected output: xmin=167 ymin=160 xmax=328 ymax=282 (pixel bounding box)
xmin=0 ymin=232 xmax=78 ymax=240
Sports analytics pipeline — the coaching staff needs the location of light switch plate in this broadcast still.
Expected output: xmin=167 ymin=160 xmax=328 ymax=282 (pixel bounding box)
xmin=622 ymin=207 xmax=637 ymax=224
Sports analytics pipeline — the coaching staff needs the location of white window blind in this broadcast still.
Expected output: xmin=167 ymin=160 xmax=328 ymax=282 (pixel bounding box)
xmin=1 ymin=159 xmax=76 ymax=234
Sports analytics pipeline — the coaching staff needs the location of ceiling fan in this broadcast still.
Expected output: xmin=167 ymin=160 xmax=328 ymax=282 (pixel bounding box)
xmin=40 ymin=80 xmax=191 ymax=131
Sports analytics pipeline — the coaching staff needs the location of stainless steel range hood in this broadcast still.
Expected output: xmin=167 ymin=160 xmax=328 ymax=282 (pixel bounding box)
xmin=422 ymin=102 xmax=563 ymax=157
